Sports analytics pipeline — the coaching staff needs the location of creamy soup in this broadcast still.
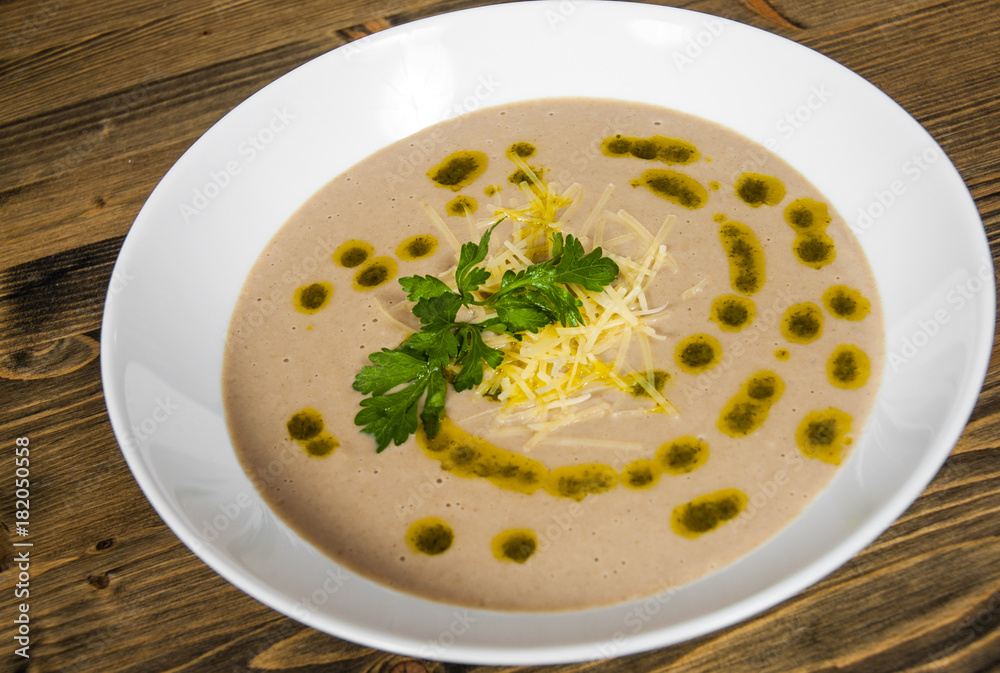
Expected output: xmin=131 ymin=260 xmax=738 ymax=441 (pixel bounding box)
xmin=223 ymin=98 xmax=884 ymax=611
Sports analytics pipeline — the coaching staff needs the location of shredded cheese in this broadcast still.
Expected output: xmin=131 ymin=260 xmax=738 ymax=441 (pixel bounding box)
xmin=422 ymin=175 xmax=680 ymax=450
xmin=371 ymin=297 xmax=416 ymax=334
xmin=422 ymin=202 xmax=463 ymax=256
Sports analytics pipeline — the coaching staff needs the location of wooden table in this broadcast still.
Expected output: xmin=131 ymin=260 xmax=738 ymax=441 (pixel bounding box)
xmin=2 ymin=0 xmax=999 ymax=670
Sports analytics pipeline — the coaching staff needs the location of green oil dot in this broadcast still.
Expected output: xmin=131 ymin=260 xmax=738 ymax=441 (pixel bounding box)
xmin=508 ymin=164 xmax=546 ymax=186
xmin=671 ymin=488 xmax=747 ymax=538
xmin=675 ymin=334 xmax=722 ymax=374
xmin=717 ymin=371 xmax=785 ymax=438
xmin=428 ymin=151 xmax=488 ymax=191
xmin=796 ymin=408 xmax=853 ymax=465
xmin=445 ymin=196 xmax=478 ymax=217
xmin=719 ymin=221 xmax=765 ymax=295
xmin=396 ymin=235 xmax=438 ymax=260
xmin=781 ymin=302 xmax=823 ymax=344
xmin=656 ymin=436 xmax=709 ymax=475
xmin=710 ymin=294 xmax=755 ymax=332
xmin=287 ymin=408 xmax=324 ymax=440
xmin=784 ymin=198 xmax=836 ymax=269
xmin=333 ymin=240 xmax=374 ymax=268
xmin=352 ymin=257 xmax=397 ymax=290
xmin=784 ymin=197 xmax=832 ymax=230
xmin=622 ymin=459 xmax=661 ymax=489
xmin=627 ymin=370 xmax=670 ymax=397
xmin=506 ymin=142 xmax=536 ymax=159
xmin=293 ymin=282 xmax=332 ymax=314
xmin=827 ymin=344 xmax=871 ymax=389
xmin=633 ymin=169 xmax=707 ymax=209
xmin=823 ymin=285 xmax=871 ymax=321
xmin=735 ymin=172 xmax=786 ymax=207
xmin=492 ymin=529 xmax=538 ymax=563
xmin=544 ymin=464 xmax=619 ymax=501
xmin=600 ymin=134 xmax=699 ymax=164
xmin=406 ymin=517 xmax=454 ymax=555
xmin=305 ymin=436 xmax=339 ymax=457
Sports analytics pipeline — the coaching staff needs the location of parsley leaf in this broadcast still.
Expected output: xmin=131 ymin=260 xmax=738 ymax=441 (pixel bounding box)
xmin=483 ymin=233 xmax=618 ymax=327
xmin=354 ymin=367 xmax=438 ymax=451
xmin=353 ymin=222 xmax=619 ymax=451
xmin=453 ymin=324 xmax=504 ymax=392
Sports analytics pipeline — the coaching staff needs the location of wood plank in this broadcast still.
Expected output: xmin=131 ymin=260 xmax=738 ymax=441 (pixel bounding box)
xmin=1 ymin=0 xmax=998 ymax=670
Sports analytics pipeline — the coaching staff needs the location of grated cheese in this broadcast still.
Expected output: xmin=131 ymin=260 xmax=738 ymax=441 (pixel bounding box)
xmin=422 ymin=202 xmax=463 ymax=256
xmin=425 ymin=175 xmax=680 ymax=450
xmin=682 ymin=277 xmax=711 ymax=300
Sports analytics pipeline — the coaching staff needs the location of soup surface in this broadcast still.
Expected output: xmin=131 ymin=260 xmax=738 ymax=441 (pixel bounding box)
xmin=223 ymin=98 xmax=884 ymax=611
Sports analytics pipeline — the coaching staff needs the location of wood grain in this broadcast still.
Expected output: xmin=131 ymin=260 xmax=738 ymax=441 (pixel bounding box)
xmin=2 ymin=0 xmax=999 ymax=671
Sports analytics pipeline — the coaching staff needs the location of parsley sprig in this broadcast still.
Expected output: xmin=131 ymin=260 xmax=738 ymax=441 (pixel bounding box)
xmin=353 ymin=222 xmax=619 ymax=451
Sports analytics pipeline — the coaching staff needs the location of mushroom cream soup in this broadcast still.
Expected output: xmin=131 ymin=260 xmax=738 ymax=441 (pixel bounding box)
xmin=223 ymin=98 xmax=884 ymax=611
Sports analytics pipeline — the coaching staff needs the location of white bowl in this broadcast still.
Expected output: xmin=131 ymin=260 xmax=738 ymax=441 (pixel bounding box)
xmin=100 ymin=1 xmax=994 ymax=664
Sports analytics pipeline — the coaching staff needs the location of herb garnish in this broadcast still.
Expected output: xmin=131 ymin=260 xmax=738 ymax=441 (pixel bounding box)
xmin=353 ymin=221 xmax=619 ymax=451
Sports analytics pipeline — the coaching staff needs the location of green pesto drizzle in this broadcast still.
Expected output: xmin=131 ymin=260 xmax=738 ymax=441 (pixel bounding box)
xmin=396 ymin=235 xmax=439 ymax=260
xmin=428 ymin=151 xmax=488 ymax=191
xmin=827 ymin=344 xmax=870 ymax=389
xmin=406 ymin=517 xmax=454 ymax=555
xmin=352 ymin=257 xmax=397 ymax=290
xmin=784 ymin=198 xmax=836 ymax=269
xmin=719 ymin=221 xmax=766 ymax=295
xmin=781 ymin=302 xmax=823 ymax=344
xmin=632 ymin=169 xmax=707 ymax=209
xmin=506 ymin=142 xmax=536 ymax=159
xmin=286 ymin=408 xmax=339 ymax=457
xmin=735 ymin=172 xmax=786 ymax=207
xmin=293 ymin=282 xmax=332 ymax=314
xmin=600 ymin=134 xmax=700 ymax=165
xmin=333 ymin=240 xmax=374 ymax=268
xmin=671 ymin=488 xmax=748 ymax=538
xmin=710 ymin=294 xmax=755 ymax=332
xmin=675 ymin=334 xmax=722 ymax=374
xmin=445 ymin=195 xmax=478 ymax=217
xmin=717 ymin=371 xmax=785 ymax=438
xmin=492 ymin=529 xmax=538 ymax=563
xmin=822 ymin=285 xmax=871 ymax=321
xmin=627 ymin=370 xmax=670 ymax=397
xmin=796 ymin=408 xmax=853 ymax=465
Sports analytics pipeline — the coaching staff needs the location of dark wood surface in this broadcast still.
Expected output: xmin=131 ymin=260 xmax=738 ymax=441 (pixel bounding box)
xmin=2 ymin=0 xmax=999 ymax=671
